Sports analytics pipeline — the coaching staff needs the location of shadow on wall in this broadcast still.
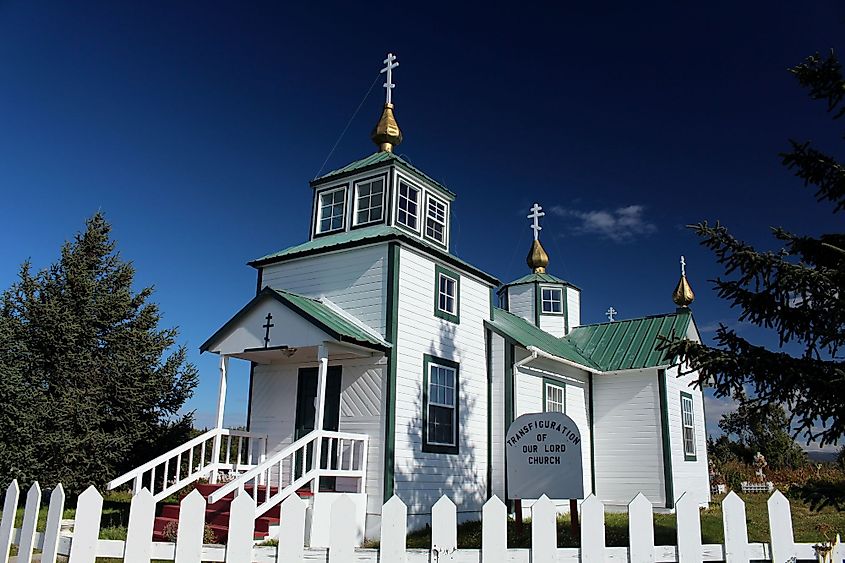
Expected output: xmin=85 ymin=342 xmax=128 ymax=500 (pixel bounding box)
xmin=394 ymin=322 xmax=484 ymax=531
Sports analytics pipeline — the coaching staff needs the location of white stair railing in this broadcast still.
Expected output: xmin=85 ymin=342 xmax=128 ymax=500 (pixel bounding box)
xmin=209 ymin=429 xmax=368 ymax=518
xmin=106 ymin=427 xmax=268 ymax=501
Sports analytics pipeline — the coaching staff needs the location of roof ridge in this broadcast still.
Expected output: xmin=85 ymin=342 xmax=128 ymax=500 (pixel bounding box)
xmin=570 ymin=311 xmax=683 ymax=330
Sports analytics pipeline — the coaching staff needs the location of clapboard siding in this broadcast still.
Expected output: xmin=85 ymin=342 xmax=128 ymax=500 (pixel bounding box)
xmin=566 ymin=287 xmax=581 ymax=331
xmin=393 ymin=246 xmax=492 ymax=525
xmin=592 ymin=371 xmax=665 ymax=505
xmin=538 ymin=313 xmax=566 ymax=337
xmin=506 ymin=285 xmax=534 ymax=324
xmin=665 ymin=365 xmax=710 ymax=507
xmin=260 ymin=245 xmax=388 ymax=336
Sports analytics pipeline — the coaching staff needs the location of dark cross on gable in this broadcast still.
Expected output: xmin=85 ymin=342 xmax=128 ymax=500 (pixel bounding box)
xmin=262 ymin=313 xmax=274 ymax=348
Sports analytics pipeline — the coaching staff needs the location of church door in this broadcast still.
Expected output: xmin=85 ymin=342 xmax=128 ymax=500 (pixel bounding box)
xmin=294 ymin=366 xmax=342 ymax=489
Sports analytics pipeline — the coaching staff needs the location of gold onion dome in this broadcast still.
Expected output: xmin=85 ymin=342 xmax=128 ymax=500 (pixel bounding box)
xmin=672 ymin=274 xmax=695 ymax=307
xmin=527 ymin=239 xmax=549 ymax=273
xmin=371 ymin=103 xmax=403 ymax=152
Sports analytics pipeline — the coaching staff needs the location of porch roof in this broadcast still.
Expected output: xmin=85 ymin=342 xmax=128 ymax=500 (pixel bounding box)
xmin=200 ymin=287 xmax=390 ymax=355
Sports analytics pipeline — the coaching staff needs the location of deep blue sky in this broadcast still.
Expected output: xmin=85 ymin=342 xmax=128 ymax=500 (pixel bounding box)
xmin=1 ymin=2 xmax=842 ymax=447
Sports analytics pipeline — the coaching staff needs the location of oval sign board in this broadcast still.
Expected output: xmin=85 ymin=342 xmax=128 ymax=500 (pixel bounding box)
xmin=506 ymin=412 xmax=584 ymax=500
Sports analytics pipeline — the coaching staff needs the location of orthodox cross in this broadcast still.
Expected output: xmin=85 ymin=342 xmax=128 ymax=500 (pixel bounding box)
xmin=527 ymin=203 xmax=545 ymax=241
xmin=680 ymin=255 xmax=687 ymax=277
xmin=606 ymin=307 xmax=617 ymax=322
xmin=381 ymin=53 xmax=399 ymax=104
xmin=262 ymin=313 xmax=274 ymax=348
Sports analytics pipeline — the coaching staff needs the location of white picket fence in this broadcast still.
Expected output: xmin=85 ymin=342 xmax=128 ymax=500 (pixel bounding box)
xmin=2 ymin=479 xmax=843 ymax=563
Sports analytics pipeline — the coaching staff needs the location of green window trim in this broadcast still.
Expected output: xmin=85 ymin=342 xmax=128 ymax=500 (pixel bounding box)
xmin=434 ymin=264 xmax=460 ymax=324
xmin=422 ymin=354 xmax=460 ymax=454
xmin=680 ymin=391 xmax=697 ymax=461
xmin=542 ymin=378 xmax=566 ymax=413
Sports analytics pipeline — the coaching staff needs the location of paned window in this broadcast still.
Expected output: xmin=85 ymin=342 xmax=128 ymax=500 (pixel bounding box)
xmin=541 ymin=287 xmax=563 ymax=314
xmin=317 ymin=187 xmax=346 ymax=233
xmin=425 ymin=196 xmax=447 ymax=244
xmin=397 ymin=181 xmax=420 ymax=230
xmin=681 ymin=392 xmax=696 ymax=460
xmin=423 ymin=355 xmax=459 ymax=454
xmin=354 ymin=178 xmax=385 ymax=225
xmin=544 ymin=382 xmax=565 ymax=413
xmin=434 ymin=265 xmax=460 ymax=323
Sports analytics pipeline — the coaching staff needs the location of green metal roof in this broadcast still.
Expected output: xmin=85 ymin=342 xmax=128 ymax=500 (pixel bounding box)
xmin=564 ymin=310 xmax=692 ymax=371
xmin=486 ymin=308 xmax=600 ymax=370
xmin=249 ymin=225 xmax=501 ymax=285
xmin=200 ymin=286 xmax=389 ymax=353
xmin=312 ymin=151 xmax=456 ymax=199
xmin=501 ymin=272 xmax=579 ymax=290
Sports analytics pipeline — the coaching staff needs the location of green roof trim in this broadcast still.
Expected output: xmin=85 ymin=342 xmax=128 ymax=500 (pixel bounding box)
xmin=312 ymin=151 xmax=456 ymax=199
xmin=564 ymin=310 xmax=692 ymax=372
xmin=486 ymin=308 xmax=600 ymax=370
xmin=200 ymin=286 xmax=389 ymax=353
xmin=500 ymin=272 xmax=581 ymax=291
xmin=249 ymin=225 xmax=500 ymax=285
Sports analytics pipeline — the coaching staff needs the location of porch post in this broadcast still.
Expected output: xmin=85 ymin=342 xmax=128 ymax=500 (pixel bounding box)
xmin=210 ymin=354 xmax=229 ymax=484
xmin=312 ymin=343 xmax=329 ymax=493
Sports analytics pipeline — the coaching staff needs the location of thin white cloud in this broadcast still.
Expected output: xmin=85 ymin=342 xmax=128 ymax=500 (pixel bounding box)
xmin=550 ymin=204 xmax=657 ymax=242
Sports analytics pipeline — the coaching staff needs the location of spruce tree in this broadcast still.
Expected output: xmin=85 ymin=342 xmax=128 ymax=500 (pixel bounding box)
xmin=662 ymin=51 xmax=845 ymax=446
xmin=0 ymin=213 xmax=198 ymax=493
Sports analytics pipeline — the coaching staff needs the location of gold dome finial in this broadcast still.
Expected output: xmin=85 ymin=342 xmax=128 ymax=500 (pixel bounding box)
xmin=526 ymin=203 xmax=549 ymax=273
xmin=673 ymin=255 xmax=695 ymax=307
xmin=371 ymin=53 xmax=402 ymax=152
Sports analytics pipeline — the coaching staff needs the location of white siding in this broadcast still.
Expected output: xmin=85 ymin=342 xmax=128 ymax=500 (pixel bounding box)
xmin=489 ymin=333 xmax=506 ymax=501
xmin=592 ymin=371 xmax=665 ymax=506
xmin=538 ymin=314 xmax=566 ymax=337
xmin=565 ymin=287 xmax=581 ymax=331
xmin=393 ymin=246 xmax=492 ymax=527
xmin=665 ymin=365 xmax=710 ymax=507
xmin=506 ymin=285 xmax=535 ymax=324
xmin=261 ymin=245 xmax=388 ymax=336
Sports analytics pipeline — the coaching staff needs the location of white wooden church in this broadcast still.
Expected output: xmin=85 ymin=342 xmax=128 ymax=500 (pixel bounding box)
xmin=107 ymin=54 xmax=710 ymax=543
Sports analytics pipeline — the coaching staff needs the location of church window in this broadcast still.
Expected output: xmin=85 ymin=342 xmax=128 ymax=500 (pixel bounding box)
xmin=317 ymin=187 xmax=347 ymax=234
xmin=681 ymin=392 xmax=696 ymax=460
xmin=541 ymin=287 xmax=563 ymax=314
xmin=424 ymin=195 xmax=447 ymax=245
xmin=397 ymin=180 xmax=420 ymax=231
xmin=423 ymin=354 xmax=459 ymax=453
xmin=544 ymin=380 xmax=565 ymax=413
xmin=354 ymin=177 xmax=385 ymax=226
xmin=434 ymin=265 xmax=460 ymax=323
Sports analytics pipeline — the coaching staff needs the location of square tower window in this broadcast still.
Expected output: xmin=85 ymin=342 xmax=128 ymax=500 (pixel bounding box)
xmin=425 ymin=195 xmax=447 ymax=245
xmin=317 ymin=187 xmax=346 ymax=234
xmin=354 ymin=177 xmax=385 ymax=225
xmin=541 ymin=287 xmax=563 ymax=314
xmin=397 ymin=181 xmax=420 ymax=231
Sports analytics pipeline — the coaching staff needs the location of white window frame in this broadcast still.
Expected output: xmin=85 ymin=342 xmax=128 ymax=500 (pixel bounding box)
xmin=544 ymin=381 xmax=565 ymax=413
xmin=353 ymin=176 xmax=386 ymax=226
xmin=424 ymin=193 xmax=448 ymax=246
xmin=438 ymin=273 xmax=457 ymax=315
xmin=316 ymin=186 xmax=347 ymax=234
xmin=427 ymin=362 xmax=457 ymax=447
xmin=541 ymin=286 xmax=564 ymax=314
xmin=681 ymin=393 xmax=696 ymax=460
xmin=396 ymin=179 xmax=421 ymax=232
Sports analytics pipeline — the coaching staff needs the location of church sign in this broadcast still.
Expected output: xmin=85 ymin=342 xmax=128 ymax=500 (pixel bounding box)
xmin=505 ymin=412 xmax=584 ymax=500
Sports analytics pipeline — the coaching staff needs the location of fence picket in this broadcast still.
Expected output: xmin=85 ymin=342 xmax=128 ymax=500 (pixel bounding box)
xmin=380 ymin=496 xmax=407 ymax=563
xmin=174 ymin=489 xmax=205 ymax=563
xmin=0 ymin=479 xmax=19 ymax=563
xmin=722 ymin=491 xmax=749 ymax=563
xmin=481 ymin=496 xmax=506 ymax=563
xmin=124 ymin=488 xmax=156 ymax=563
xmin=278 ymin=494 xmax=306 ymax=563
xmin=329 ymin=495 xmax=356 ymax=563
xmin=580 ymin=495 xmax=605 ymax=563
xmin=675 ymin=492 xmax=702 ymax=563
xmin=17 ymin=482 xmax=41 ymax=563
xmin=431 ymin=495 xmax=457 ymax=563
xmin=628 ymin=493 xmax=654 ymax=563
xmin=530 ymin=496 xmax=556 ymax=563
xmin=68 ymin=485 xmax=103 ymax=563
xmin=226 ymin=492 xmax=256 ymax=562
xmin=767 ymin=490 xmax=795 ymax=563
xmin=41 ymin=484 xmax=65 ymax=563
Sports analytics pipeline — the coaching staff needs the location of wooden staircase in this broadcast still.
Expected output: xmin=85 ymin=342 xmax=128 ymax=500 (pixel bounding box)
xmin=153 ymin=482 xmax=312 ymax=543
